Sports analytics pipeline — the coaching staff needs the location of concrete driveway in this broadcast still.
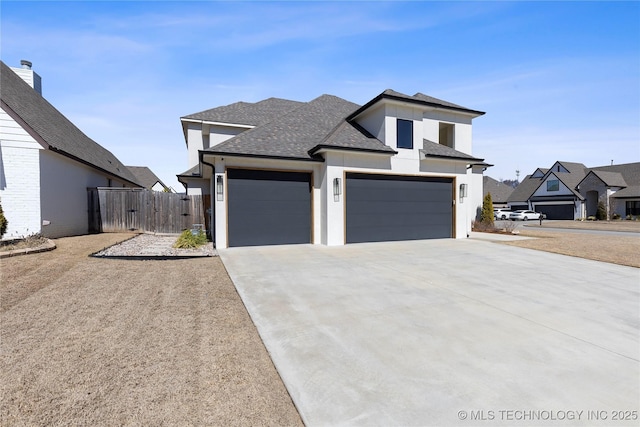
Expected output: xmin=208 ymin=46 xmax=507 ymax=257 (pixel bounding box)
xmin=219 ymin=239 xmax=639 ymax=426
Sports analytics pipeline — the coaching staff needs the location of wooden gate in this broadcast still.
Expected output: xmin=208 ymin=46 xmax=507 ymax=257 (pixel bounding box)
xmin=88 ymin=188 xmax=207 ymax=234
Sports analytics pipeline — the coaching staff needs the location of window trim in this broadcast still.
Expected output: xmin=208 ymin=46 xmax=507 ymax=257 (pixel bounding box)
xmin=396 ymin=119 xmax=413 ymax=149
xmin=547 ymin=179 xmax=559 ymax=192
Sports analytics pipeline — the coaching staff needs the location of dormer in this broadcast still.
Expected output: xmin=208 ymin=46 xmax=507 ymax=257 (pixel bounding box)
xmin=348 ymin=90 xmax=484 ymax=158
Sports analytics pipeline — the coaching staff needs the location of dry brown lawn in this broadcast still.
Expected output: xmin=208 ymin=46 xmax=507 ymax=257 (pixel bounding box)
xmin=502 ymin=228 xmax=640 ymax=268
xmin=0 ymin=233 xmax=302 ymax=426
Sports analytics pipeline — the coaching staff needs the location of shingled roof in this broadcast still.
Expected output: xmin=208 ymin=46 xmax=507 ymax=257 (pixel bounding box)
xmin=206 ymin=94 xmax=394 ymax=160
xmin=127 ymin=166 xmax=168 ymax=190
xmin=181 ymin=97 xmax=304 ymax=126
xmin=483 ymin=176 xmax=514 ymax=204
xmin=0 ymin=61 xmax=140 ymax=186
xmin=420 ymin=139 xmax=483 ymax=162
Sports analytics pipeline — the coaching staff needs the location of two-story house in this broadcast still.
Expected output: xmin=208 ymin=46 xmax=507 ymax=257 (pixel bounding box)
xmin=178 ymin=89 xmax=488 ymax=248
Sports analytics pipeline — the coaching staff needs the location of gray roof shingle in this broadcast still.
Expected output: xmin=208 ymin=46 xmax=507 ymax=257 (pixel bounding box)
xmin=483 ymin=176 xmax=514 ymax=203
xmin=182 ymin=97 xmax=304 ymax=126
xmin=127 ymin=166 xmax=168 ymax=190
xmin=421 ymin=139 xmax=483 ymax=161
xmin=0 ymin=61 xmax=140 ymax=185
xmin=206 ymin=94 xmax=366 ymax=160
xmin=590 ymin=162 xmax=640 ymax=186
xmin=507 ymin=175 xmax=541 ymax=203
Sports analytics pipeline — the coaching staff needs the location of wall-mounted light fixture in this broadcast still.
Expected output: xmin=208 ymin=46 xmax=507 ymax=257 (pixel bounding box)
xmin=333 ymin=177 xmax=341 ymax=202
xmin=216 ymin=175 xmax=224 ymax=201
xmin=459 ymin=183 xmax=468 ymax=201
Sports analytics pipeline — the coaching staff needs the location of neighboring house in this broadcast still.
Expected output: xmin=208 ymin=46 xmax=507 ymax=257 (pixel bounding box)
xmin=0 ymin=60 xmax=141 ymax=239
xmin=483 ymin=176 xmax=514 ymax=208
xmin=127 ymin=166 xmax=170 ymax=192
xmin=506 ymin=160 xmax=640 ymax=219
xmin=178 ymin=89 xmax=489 ymax=248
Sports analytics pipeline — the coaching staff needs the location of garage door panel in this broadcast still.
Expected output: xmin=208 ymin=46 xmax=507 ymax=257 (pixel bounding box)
xmin=346 ymin=173 xmax=453 ymax=243
xmin=538 ymin=204 xmax=574 ymax=220
xmin=228 ymin=169 xmax=311 ymax=247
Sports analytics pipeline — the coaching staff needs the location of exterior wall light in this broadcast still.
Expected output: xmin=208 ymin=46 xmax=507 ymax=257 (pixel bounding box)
xmin=459 ymin=183 xmax=468 ymax=201
xmin=333 ymin=177 xmax=341 ymax=202
xmin=216 ymin=175 xmax=224 ymax=201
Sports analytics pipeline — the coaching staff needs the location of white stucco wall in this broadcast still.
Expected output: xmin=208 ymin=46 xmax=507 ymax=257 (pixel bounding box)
xmin=185 ymin=123 xmax=206 ymax=168
xmin=0 ymin=108 xmax=43 ymax=239
xmin=39 ymin=150 xmax=119 ymax=238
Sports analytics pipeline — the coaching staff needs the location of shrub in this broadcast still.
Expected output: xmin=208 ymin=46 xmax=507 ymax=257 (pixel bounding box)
xmin=173 ymin=229 xmax=208 ymax=249
xmin=596 ymin=201 xmax=607 ymax=220
xmin=0 ymin=203 xmax=7 ymax=239
xmin=612 ymin=213 xmax=621 ymax=220
xmin=480 ymin=192 xmax=495 ymax=227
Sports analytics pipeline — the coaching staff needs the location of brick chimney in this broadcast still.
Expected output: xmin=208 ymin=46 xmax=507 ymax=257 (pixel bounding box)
xmin=11 ymin=59 xmax=42 ymax=95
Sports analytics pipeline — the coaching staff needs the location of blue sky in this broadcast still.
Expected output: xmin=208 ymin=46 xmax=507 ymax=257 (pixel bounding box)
xmin=2 ymin=1 xmax=639 ymax=190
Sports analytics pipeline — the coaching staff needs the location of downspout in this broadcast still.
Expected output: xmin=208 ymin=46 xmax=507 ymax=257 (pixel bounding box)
xmin=199 ymin=151 xmax=216 ymax=243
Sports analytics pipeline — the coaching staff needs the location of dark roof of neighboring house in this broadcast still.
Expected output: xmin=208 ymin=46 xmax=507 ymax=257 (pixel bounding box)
xmin=421 ymin=139 xmax=483 ymax=162
xmin=181 ymin=97 xmax=304 ymax=126
xmin=587 ymin=170 xmax=628 ymax=187
xmin=590 ymin=162 xmax=640 ymax=186
xmin=483 ymin=176 xmax=514 ymax=203
xmin=507 ymin=175 xmax=541 ymax=202
xmin=612 ymin=185 xmax=640 ymax=198
xmin=0 ymin=61 xmax=140 ymax=186
xmin=551 ymin=161 xmax=587 ymax=175
xmin=127 ymin=166 xmax=168 ymax=190
xmin=206 ymin=94 xmax=393 ymax=161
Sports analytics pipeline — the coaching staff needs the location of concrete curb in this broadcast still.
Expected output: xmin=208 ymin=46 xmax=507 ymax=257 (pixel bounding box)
xmin=0 ymin=239 xmax=56 ymax=258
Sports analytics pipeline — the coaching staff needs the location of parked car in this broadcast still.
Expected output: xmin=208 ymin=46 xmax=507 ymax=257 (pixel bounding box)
xmin=509 ymin=210 xmax=541 ymax=221
xmin=493 ymin=208 xmax=512 ymax=220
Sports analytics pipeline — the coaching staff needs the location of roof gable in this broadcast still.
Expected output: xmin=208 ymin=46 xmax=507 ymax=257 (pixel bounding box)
xmin=0 ymin=61 xmax=140 ymax=185
xmin=127 ymin=166 xmax=168 ymax=190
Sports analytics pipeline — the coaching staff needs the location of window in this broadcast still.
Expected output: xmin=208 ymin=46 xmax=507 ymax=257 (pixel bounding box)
xmin=439 ymin=122 xmax=454 ymax=148
xmin=397 ymin=119 xmax=413 ymax=149
xmin=626 ymin=201 xmax=640 ymax=216
xmin=547 ymin=179 xmax=559 ymax=192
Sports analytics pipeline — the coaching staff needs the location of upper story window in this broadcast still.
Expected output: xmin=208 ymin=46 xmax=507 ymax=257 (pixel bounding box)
xmin=439 ymin=122 xmax=454 ymax=148
xmin=547 ymin=179 xmax=559 ymax=191
xmin=397 ymin=119 xmax=413 ymax=149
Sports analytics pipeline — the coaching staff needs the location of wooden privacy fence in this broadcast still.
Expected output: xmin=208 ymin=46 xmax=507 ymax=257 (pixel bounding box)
xmin=88 ymin=188 xmax=209 ymax=234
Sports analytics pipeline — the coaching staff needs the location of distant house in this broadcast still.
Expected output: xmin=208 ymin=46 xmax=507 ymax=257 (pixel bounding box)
xmin=178 ymin=89 xmax=489 ymax=248
xmin=483 ymin=176 xmax=514 ymax=208
xmin=0 ymin=60 xmax=141 ymax=239
xmin=127 ymin=166 xmax=170 ymax=192
xmin=506 ymin=160 xmax=640 ymax=219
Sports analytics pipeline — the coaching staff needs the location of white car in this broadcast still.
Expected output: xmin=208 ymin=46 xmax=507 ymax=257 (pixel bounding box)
xmin=493 ymin=208 xmax=512 ymax=220
xmin=509 ymin=210 xmax=541 ymax=221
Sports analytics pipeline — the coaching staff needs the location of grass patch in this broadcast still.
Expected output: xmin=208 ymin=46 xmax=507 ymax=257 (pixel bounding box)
xmin=173 ymin=229 xmax=208 ymax=249
xmin=0 ymin=234 xmax=49 ymax=252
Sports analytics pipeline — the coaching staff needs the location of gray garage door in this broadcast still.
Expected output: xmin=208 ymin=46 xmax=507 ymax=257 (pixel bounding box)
xmin=227 ymin=169 xmax=311 ymax=247
xmin=538 ymin=204 xmax=574 ymax=220
xmin=346 ymin=173 xmax=453 ymax=243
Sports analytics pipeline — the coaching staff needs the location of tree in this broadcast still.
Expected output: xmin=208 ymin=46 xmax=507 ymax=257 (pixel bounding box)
xmin=480 ymin=192 xmax=494 ymax=226
xmin=0 ymin=202 xmax=8 ymax=239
